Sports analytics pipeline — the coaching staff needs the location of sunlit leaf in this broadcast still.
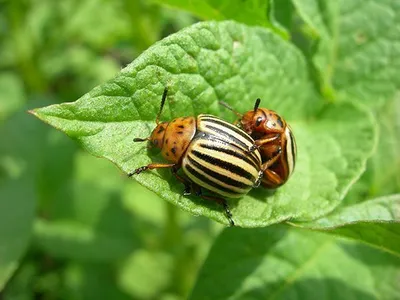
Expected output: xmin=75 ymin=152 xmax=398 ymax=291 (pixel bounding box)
xmin=31 ymin=21 xmax=376 ymax=227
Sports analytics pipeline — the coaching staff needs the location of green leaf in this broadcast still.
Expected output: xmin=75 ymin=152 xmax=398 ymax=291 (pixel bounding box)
xmin=33 ymin=153 xmax=138 ymax=262
xmin=0 ymin=178 xmax=35 ymax=290
xmin=63 ymin=263 xmax=132 ymax=300
xmin=343 ymin=95 xmax=400 ymax=205
xmin=0 ymin=73 xmax=25 ymax=121
xmin=31 ymin=21 xmax=376 ymax=227
xmin=291 ymin=194 xmax=400 ymax=257
xmin=367 ymin=97 xmax=400 ymax=196
xmin=190 ymin=225 xmax=400 ymax=300
xmin=0 ymin=104 xmax=52 ymax=289
xmin=33 ymin=219 xmax=135 ymax=262
xmin=2 ymin=261 xmax=37 ymax=299
xmin=267 ymin=0 xmax=292 ymax=39
xmin=155 ymin=0 xmax=271 ymax=28
xmin=292 ymin=0 xmax=400 ymax=106
xmin=117 ymin=250 xmax=174 ymax=299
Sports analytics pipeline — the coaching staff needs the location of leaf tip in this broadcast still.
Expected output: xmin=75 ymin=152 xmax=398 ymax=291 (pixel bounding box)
xmin=27 ymin=108 xmax=45 ymax=121
xmin=27 ymin=109 xmax=36 ymax=116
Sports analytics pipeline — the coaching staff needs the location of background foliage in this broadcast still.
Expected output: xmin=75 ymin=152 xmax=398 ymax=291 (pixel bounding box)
xmin=1 ymin=0 xmax=399 ymax=299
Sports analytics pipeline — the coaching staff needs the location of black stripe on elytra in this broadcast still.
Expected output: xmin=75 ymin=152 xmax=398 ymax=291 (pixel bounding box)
xmin=185 ymin=164 xmax=242 ymax=196
xmin=187 ymin=154 xmax=251 ymax=189
xmin=190 ymin=149 xmax=255 ymax=181
xmin=198 ymin=143 xmax=259 ymax=169
xmin=195 ymin=132 xmax=260 ymax=167
xmin=201 ymin=116 xmax=254 ymax=144
xmin=203 ymin=124 xmax=248 ymax=150
xmin=289 ymin=130 xmax=296 ymax=167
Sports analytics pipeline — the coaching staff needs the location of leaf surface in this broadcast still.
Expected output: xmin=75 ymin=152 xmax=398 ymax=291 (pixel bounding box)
xmin=190 ymin=225 xmax=400 ymax=300
xmin=0 ymin=178 xmax=35 ymax=290
xmin=292 ymin=194 xmax=400 ymax=257
xmin=31 ymin=21 xmax=376 ymax=226
xmin=293 ymin=0 xmax=400 ymax=106
xmin=155 ymin=0 xmax=271 ymax=28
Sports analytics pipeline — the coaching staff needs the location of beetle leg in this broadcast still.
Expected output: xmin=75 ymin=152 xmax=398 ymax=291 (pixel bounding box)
xmin=259 ymin=144 xmax=281 ymax=159
xmin=128 ymin=163 xmax=176 ymax=176
xmin=192 ymin=183 xmax=203 ymax=197
xmin=248 ymin=144 xmax=259 ymax=153
xmin=261 ymin=148 xmax=282 ymax=171
xmin=248 ymin=134 xmax=280 ymax=153
xmin=254 ymin=171 xmax=263 ymax=188
xmin=262 ymin=169 xmax=284 ymax=188
xmin=171 ymin=165 xmax=192 ymax=195
xmin=195 ymin=189 xmax=235 ymax=226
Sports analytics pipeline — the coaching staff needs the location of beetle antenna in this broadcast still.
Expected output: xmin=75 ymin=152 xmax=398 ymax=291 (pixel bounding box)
xmin=156 ymin=87 xmax=168 ymax=124
xmin=253 ymin=98 xmax=261 ymax=113
xmin=219 ymin=101 xmax=242 ymax=117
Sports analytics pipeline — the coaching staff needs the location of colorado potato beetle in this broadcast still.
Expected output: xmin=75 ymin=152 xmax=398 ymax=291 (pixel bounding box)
xmin=129 ymin=88 xmax=264 ymax=225
xmin=220 ymin=98 xmax=297 ymax=188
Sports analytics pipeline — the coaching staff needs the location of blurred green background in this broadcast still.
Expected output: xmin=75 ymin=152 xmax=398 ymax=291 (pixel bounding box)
xmin=0 ymin=0 xmax=224 ymax=299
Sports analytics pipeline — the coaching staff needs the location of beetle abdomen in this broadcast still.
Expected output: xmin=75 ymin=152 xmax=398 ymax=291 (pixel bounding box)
xmin=182 ymin=115 xmax=262 ymax=198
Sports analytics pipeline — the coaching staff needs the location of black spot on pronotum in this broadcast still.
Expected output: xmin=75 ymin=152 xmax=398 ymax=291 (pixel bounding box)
xmin=166 ymin=152 xmax=169 ymax=157
xmin=178 ymin=131 xmax=184 ymax=135
xmin=171 ymin=147 xmax=176 ymax=155
xmin=272 ymin=122 xmax=276 ymax=127
xmin=157 ymin=126 xmax=165 ymax=134
xmin=165 ymin=138 xmax=169 ymax=144
xmin=178 ymin=125 xmax=185 ymax=129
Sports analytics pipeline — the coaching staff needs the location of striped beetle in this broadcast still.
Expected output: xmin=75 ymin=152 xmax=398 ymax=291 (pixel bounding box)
xmin=129 ymin=88 xmax=264 ymax=226
xmin=220 ymin=98 xmax=297 ymax=188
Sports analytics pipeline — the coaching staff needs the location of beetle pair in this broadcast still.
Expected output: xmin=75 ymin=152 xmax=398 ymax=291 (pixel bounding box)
xmin=129 ymin=88 xmax=296 ymax=225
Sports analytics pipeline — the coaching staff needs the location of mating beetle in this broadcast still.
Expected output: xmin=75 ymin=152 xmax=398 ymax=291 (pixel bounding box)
xmin=220 ymin=98 xmax=296 ymax=188
xmin=130 ymin=88 xmax=264 ymax=225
